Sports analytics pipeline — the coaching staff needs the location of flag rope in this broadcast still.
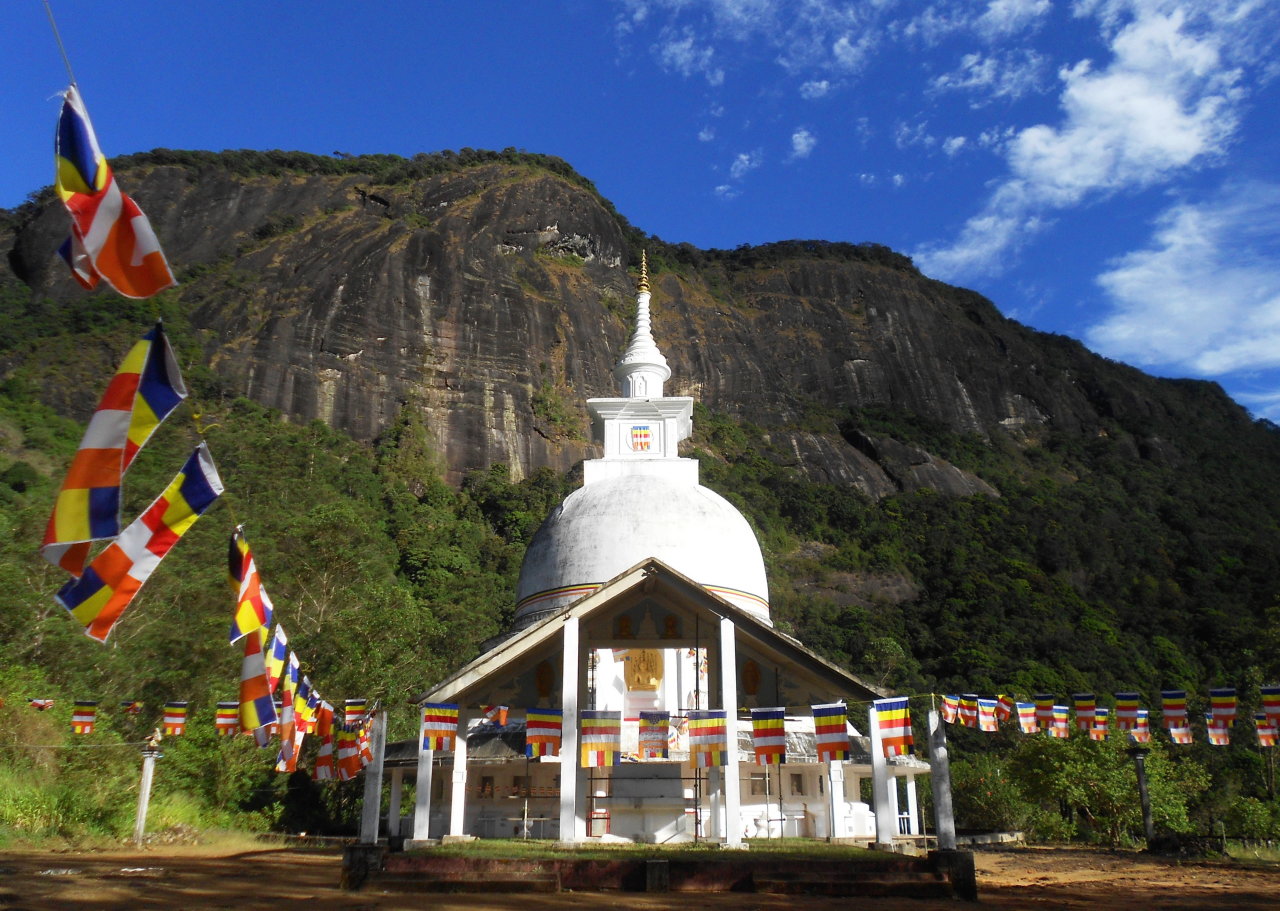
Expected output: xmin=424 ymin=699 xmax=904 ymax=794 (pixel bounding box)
xmin=41 ymin=1 xmax=78 ymax=87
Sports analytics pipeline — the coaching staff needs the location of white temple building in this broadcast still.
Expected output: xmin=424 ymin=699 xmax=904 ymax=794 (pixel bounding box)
xmin=389 ymin=256 xmax=930 ymax=846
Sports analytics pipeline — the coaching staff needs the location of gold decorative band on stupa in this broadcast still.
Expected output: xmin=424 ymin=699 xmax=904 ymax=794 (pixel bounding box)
xmin=637 ymin=250 xmax=650 ymax=293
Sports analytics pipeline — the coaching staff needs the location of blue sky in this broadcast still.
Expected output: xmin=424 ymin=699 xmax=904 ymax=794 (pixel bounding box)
xmin=4 ymin=1 xmax=1280 ymax=418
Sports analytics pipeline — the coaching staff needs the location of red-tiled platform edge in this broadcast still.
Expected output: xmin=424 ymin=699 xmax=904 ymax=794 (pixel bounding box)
xmin=342 ymin=847 xmax=977 ymax=900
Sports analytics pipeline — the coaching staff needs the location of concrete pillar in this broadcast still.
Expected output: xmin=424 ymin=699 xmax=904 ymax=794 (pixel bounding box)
xmin=133 ymin=746 xmax=159 ymax=846
xmin=868 ymin=701 xmax=896 ymax=848
xmin=928 ymin=708 xmax=957 ymax=851
xmin=359 ymin=710 xmax=388 ymax=844
xmin=410 ymin=742 xmax=434 ymax=844
xmin=826 ymin=761 xmax=846 ymax=839
xmin=887 ymin=772 xmax=901 ymax=834
xmin=906 ymin=774 xmax=920 ymax=835
xmin=709 ymin=767 xmax=722 ymax=839
xmin=719 ymin=616 xmax=742 ymax=846
xmin=386 ymin=768 xmax=404 ymax=837
xmin=448 ymin=726 xmax=469 ymax=836
xmin=559 ymin=616 xmax=581 ymax=843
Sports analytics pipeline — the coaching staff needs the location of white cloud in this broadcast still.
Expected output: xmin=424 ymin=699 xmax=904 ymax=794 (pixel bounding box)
xmin=790 ymin=127 xmax=817 ymax=159
xmin=932 ymin=49 xmax=1049 ymax=103
xmin=799 ymin=79 xmax=830 ymax=99
xmin=915 ymin=2 xmax=1251 ymax=281
xmin=892 ymin=173 xmax=906 ymax=187
xmin=714 ymin=183 xmax=740 ymax=199
xmin=832 ymin=32 xmax=873 ymax=72
xmin=654 ymin=27 xmax=726 ymax=85
xmin=975 ymin=0 xmax=1051 ymax=39
xmin=942 ymin=135 xmax=968 ymax=156
xmin=894 ymin=120 xmax=936 ymax=150
xmin=1086 ymin=183 xmax=1280 ymax=377
xmin=698 ymin=126 xmax=716 ymax=142
xmin=859 ymin=172 xmax=877 ymax=186
xmin=729 ymin=148 xmax=764 ymax=179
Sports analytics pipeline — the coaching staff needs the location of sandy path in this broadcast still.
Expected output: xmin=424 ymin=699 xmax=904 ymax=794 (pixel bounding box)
xmin=1 ymin=844 xmax=1277 ymax=910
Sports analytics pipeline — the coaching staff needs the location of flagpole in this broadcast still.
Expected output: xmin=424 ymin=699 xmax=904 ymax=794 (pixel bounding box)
xmin=42 ymin=0 xmax=78 ymax=87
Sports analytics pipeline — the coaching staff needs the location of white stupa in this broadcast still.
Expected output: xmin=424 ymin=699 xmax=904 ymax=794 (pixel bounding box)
xmin=513 ymin=253 xmax=771 ymax=628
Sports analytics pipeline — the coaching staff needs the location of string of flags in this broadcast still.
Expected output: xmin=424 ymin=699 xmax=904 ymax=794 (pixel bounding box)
xmin=940 ymin=686 xmax=1280 ymax=747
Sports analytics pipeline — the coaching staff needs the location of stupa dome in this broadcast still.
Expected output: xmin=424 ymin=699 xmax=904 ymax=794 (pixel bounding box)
xmin=514 ymin=472 xmax=770 ymax=627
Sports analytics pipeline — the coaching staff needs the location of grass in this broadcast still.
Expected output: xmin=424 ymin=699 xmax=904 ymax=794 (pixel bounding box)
xmin=415 ymin=837 xmax=900 ymax=862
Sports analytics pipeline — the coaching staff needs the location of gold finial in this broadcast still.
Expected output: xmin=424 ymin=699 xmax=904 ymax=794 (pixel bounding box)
xmin=637 ymin=250 xmax=650 ymax=293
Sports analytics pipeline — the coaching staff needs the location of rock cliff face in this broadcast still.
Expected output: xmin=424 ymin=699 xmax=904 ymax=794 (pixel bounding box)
xmin=3 ymin=153 xmax=1250 ymax=496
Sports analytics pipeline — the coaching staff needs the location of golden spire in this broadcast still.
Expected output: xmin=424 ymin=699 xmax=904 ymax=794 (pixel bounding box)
xmin=637 ymin=250 xmax=650 ymax=293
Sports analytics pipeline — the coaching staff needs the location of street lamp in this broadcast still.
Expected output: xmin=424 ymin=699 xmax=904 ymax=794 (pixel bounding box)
xmin=1126 ymin=745 xmax=1154 ymax=846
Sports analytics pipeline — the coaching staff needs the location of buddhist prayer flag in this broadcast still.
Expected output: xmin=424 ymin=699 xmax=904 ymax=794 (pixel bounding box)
xmin=1161 ymin=690 xmax=1187 ymax=728
xmin=876 ymin=697 xmax=915 ymax=757
xmin=343 ymin=698 xmax=368 ymax=732
xmin=1256 ymin=713 xmax=1277 ymax=748
xmin=1207 ymin=715 xmax=1231 ymax=747
xmin=638 ymin=711 xmax=669 ymax=759
xmin=995 ymin=694 xmax=1015 ymax=722
xmin=119 ymin=700 xmax=142 ymax=715
xmin=1050 ymin=705 xmax=1070 ymax=738
xmin=1261 ymin=686 xmax=1280 ymax=725
xmin=1090 ymin=707 xmax=1110 ymax=741
xmin=313 ymin=702 xmax=336 ymax=780
xmin=72 ymin=700 xmax=97 ymax=734
xmin=688 ymin=710 xmax=728 ymax=767
xmin=29 ymin=699 xmax=55 ymax=711
xmin=1209 ymin=688 xmax=1236 ymax=727
xmin=162 ymin=702 xmax=188 ymax=736
xmin=1073 ymin=694 xmax=1095 ymax=732
xmin=958 ymin=695 xmax=979 ymax=728
xmin=1132 ymin=710 xmax=1152 ymax=741
xmin=238 ymin=627 xmax=277 ymax=744
xmin=42 ymin=322 xmax=187 ymax=575
xmin=215 ymin=701 xmax=239 ymax=735
xmin=421 ymin=703 xmax=460 ymax=751
xmin=1016 ymin=702 xmax=1038 ymax=734
xmin=812 ymin=702 xmax=850 ymax=761
xmin=1034 ymin=695 xmax=1055 ymax=730
xmin=480 ymin=704 xmax=508 ymax=727
xmin=977 ymin=698 xmax=998 ymax=732
xmin=55 ymin=85 xmax=176 ymax=298
xmin=940 ymin=694 xmax=959 ymax=725
xmin=55 ymin=444 xmax=224 ymax=642
xmin=580 ymin=710 xmax=622 ymax=767
xmin=336 ymin=730 xmax=361 ymax=780
xmin=1169 ymin=724 xmax=1194 ymax=745
xmin=525 ymin=708 xmax=562 ymax=758
xmin=275 ymin=687 xmax=299 ymax=773
xmin=751 ymin=707 xmax=787 ymax=765
xmin=264 ymin=625 xmax=288 ymax=694
xmin=1114 ymin=693 xmax=1141 ymax=730
xmin=227 ymin=528 xmax=274 ymax=643
xmin=295 ymin=678 xmax=317 ymax=734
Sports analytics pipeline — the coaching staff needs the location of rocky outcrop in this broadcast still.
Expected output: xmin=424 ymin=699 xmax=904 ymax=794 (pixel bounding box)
xmin=3 ymin=154 xmax=1252 ymax=494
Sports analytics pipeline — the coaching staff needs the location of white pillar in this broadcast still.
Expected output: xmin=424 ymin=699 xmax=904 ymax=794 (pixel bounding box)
xmin=133 ymin=746 xmax=159 ymax=846
xmin=359 ymin=710 xmax=388 ymax=844
xmin=927 ymin=708 xmax=957 ymax=850
xmin=887 ymin=772 xmax=901 ymax=834
xmin=719 ymin=616 xmax=741 ymax=846
xmin=411 ymin=743 xmax=434 ymax=843
xmin=448 ymin=726 xmax=469 ymax=836
xmin=905 ymin=774 xmax=920 ymax=835
xmin=826 ymin=761 xmax=846 ymax=839
xmin=387 ymin=768 xmax=404 ymax=837
xmin=868 ymin=702 xmax=895 ymax=848
xmin=559 ymin=616 xmax=581 ymax=843
xmin=709 ymin=767 xmax=722 ymax=839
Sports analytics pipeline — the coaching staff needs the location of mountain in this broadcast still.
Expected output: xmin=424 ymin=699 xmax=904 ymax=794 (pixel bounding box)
xmin=3 ymin=149 xmax=1279 ymax=701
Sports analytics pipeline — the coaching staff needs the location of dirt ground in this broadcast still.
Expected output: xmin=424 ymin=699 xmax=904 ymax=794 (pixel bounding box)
xmin=1 ymin=843 xmax=1278 ymax=910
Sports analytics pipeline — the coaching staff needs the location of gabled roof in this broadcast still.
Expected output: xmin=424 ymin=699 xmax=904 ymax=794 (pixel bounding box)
xmin=413 ymin=558 xmax=886 ymax=709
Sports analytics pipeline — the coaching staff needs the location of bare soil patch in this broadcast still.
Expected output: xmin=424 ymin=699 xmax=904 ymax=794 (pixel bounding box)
xmin=1 ymin=843 xmax=1277 ymax=910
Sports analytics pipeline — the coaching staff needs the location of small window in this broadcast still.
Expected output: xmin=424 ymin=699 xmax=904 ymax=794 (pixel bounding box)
xmin=818 ymin=775 xmax=825 ymax=795
xmin=513 ymin=775 xmax=529 ymax=797
xmin=790 ymin=773 xmax=805 ymax=796
xmin=479 ymin=775 xmax=495 ymax=798
xmin=749 ymin=773 xmax=768 ymax=796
